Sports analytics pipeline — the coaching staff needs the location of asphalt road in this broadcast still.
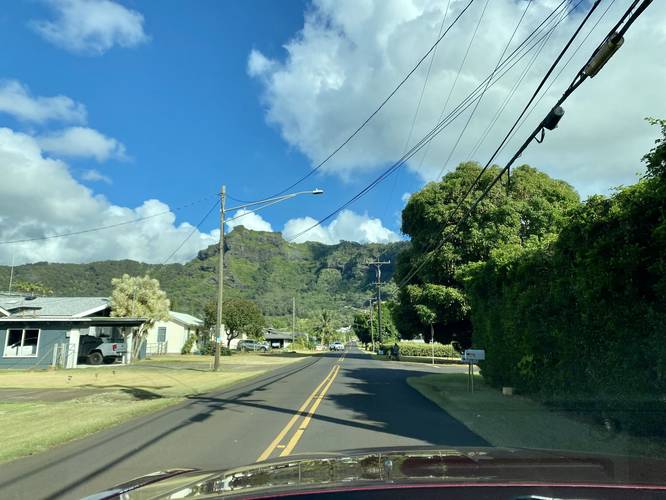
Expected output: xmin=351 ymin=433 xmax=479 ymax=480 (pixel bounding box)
xmin=0 ymin=347 xmax=487 ymax=499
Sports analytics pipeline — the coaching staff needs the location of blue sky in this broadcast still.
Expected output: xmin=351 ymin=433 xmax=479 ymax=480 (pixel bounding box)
xmin=0 ymin=0 xmax=663 ymax=264
xmin=0 ymin=0 xmax=419 ymax=256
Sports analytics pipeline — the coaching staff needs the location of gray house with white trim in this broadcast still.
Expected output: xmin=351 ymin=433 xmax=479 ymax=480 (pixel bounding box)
xmin=0 ymin=295 xmax=144 ymax=369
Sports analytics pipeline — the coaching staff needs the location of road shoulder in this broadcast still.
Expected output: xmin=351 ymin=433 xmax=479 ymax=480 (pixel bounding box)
xmin=408 ymin=372 xmax=666 ymax=459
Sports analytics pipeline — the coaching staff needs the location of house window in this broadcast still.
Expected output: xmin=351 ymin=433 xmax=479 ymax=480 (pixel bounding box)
xmin=4 ymin=328 xmax=40 ymax=357
xmin=157 ymin=327 xmax=167 ymax=343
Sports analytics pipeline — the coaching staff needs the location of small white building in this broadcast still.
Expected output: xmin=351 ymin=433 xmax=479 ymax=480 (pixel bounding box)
xmin=145 ymin=311 xmax=204 ymax=355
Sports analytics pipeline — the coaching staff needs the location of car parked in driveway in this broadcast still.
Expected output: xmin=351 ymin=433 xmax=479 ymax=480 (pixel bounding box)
xmin=78 ymin=334 xmax=126 ymax=365
xmin=236 ymin=339 xmax=269 ymax=352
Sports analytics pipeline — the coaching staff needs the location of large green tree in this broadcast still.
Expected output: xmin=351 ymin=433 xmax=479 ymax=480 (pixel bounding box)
xmin=221 ymin=298 xmax=266 ymax=347
xmin=395 ymin=162 xmax=579 ymax=346
xmin=111 ymin=274 xmax=170 ymax=360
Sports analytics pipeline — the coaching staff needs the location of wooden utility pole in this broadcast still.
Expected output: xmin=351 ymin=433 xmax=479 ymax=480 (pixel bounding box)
xmin=369 ymin=298 xmax=376 ymax=351
xmin=214 ymin=185 xmax=226 ymax=371
xmin=292 ymin=296 xmax=296 ymax=348
xmin=368 ymin=259 xmax=390 ymax=344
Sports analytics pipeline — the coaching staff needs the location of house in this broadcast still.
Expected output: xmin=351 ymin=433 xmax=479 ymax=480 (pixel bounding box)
xmin=0 ymin=294 xmax=145 ymax=369
xmin=264 ymin=328 xmax=307 ymax=349
xmin=145 ymin=311 xmax=204 ymax=355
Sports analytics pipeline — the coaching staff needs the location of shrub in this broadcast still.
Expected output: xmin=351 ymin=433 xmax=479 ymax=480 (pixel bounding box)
xmin=379 ymin=341 xmax=457 ymax=358
xmin=199 ymin=343 xmax=231 ymax=356
xmin=181 ymin=335 xmax=195 ymax=355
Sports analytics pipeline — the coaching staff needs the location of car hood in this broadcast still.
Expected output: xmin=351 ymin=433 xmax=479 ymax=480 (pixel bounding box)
xmin=83 ymin=446 xmax=666 ymax=499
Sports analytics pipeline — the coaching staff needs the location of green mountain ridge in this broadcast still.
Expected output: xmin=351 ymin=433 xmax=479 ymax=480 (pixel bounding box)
xmin=0 ymin=227 xmax=409 ymax=324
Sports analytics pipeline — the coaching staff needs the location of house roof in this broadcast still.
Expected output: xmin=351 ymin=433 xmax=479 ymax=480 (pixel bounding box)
xmin=0 ymin=295 xmax=110 ymax=318
xmin=169 ymin=311 xmax=203 ymax=327
xmin=0 ymin=317 xmax=146 ymax=325
xmin=265 ymin=329 xmax=306 ymax=341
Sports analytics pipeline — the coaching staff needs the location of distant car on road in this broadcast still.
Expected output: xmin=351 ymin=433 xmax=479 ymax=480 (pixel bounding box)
xmin=237 ymin=339 xmax=269 ymax=352
xmin=329 ymin=341 xmax=344 ymax=351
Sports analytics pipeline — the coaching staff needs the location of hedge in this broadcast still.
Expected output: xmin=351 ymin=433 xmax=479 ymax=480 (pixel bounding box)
xmin=461 ymin=177 xmax=666 ymax=438
xmin=379 ymin=341 xmax=458 ymax=358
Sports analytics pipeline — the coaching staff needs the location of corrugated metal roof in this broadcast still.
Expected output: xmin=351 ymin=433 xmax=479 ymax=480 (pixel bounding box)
xmin=0 ymin=295 xmax=110 ymax=318
xmin=169 ymin=311 xmax=203 ymax=326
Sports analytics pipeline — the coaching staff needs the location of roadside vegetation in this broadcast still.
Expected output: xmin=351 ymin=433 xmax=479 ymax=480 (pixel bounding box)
xmin=460 ymin=118 xmax=666 ymax=438
xmin=397 ymin=118 xmax=666 ymax=441
xmin=409 ymin=373 xmax=666 ymax=459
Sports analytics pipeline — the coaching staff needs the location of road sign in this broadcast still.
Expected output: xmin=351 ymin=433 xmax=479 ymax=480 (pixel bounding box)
xmin=462 ymin=349 xmax=485 ymax=364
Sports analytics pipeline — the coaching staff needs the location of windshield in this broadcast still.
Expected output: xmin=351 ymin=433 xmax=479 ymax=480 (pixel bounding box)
xmin=1 ymin=1 xmax=665 ymax=499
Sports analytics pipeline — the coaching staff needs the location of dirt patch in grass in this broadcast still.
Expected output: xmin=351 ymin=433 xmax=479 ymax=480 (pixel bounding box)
xmin=408 ymin=373 xmax=666 ymax=459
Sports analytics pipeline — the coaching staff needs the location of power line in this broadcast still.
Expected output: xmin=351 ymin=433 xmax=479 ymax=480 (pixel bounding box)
xmin=0 ymin=195 xmax=217 ymax=245
xmin=496 ymin=0 xmax=618 ymax=160
xmin=465 ymin=6 xmax=562 ymax=163
xmin=433 ymin=0 xmax=524 ymax=181
xmin=416 ymin=0 xmax=497 ymax=175
xmin=157 ymin=198 xmax=221 ymax=267
xmin=398 ymin=0 xmax=650 ymax=287
xmin=381 ymin=0 xmax=453 ymax=222
xmin=267 ymin=0 xmax=476 ymax=198
xmin=286 ymin=0 xmax=578 ymax=243
xmin=405 ymin=0 xmax=591 ymax=268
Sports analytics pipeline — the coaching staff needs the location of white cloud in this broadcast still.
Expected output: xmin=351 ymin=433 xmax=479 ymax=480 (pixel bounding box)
xmin=81 ymin=168 xmax=111 ymax=183
xmin=401 ymin=192 xmax=411 ymax=204
xmin=249 ymin=0 xmax=666 ymax=197
xmin=225 ymin=209 xmax=274 ymax=232
xmin=282 ymin=209 xmax=399 ymax=244
xmin=37 ymin=126 xmax=126 ymax=161
xmin=0 ymin=79 xmax=87 ymax=123
xmin=31 ymin=0 xmax=149 ymax=55
xmin=0 ymin=127 xmax=216 ymax=265
xmin=248 ymin=49 xmax=276 ymax=77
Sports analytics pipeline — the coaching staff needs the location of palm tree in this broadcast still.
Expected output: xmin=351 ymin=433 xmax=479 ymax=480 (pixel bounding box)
xmin=313 ymin=310 xmax=335 ymax=345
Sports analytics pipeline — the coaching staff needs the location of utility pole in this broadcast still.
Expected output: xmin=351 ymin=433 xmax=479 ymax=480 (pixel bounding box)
xmin=292 ymin=296 xmax=296 ymax=348
xmin=368 ymin=259 xmax=390 ymax=344
xmin=368 ymin=298 xmax=376 ymax=351
xmin=214 ymin=185 xmax=226 ymax=372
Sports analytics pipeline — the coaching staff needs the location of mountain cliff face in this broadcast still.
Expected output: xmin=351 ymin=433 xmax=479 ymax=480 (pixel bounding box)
xmin=0 ymin=227 xmax=408 ymax=321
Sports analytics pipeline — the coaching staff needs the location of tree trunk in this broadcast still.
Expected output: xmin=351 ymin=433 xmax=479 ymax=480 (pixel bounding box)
xmin=131 ymin=324 xmax=148 ymax=362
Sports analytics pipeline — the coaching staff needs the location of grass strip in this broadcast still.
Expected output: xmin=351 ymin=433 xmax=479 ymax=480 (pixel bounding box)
xmin=407 ymin=373 xmax=666 ymax=459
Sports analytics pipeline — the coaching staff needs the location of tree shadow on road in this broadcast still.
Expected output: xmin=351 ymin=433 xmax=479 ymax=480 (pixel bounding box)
xmin=324 ymin=364 xmax=488 ymax=447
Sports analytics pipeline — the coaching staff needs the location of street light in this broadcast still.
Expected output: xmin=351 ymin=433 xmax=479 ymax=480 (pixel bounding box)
xmin=214 ymin=187 xmax=324 ymax=371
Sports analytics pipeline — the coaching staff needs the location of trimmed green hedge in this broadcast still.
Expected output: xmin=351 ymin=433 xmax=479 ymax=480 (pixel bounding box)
xmin=380 ymin=341 xmax=458 ymax=358
xmin=461 ymin=176 xmax=666 ymax=438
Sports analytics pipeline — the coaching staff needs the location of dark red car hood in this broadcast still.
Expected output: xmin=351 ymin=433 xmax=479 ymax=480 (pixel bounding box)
xmin=83 ymin=446 xmax=666 ymax=499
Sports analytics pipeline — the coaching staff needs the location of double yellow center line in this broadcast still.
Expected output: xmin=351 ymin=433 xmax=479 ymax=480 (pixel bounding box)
xmin=257 ymin=353 xmax=346 ymax=461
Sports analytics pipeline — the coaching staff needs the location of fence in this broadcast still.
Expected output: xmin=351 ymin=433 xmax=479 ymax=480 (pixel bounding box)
xmin=51 ymin=343 xmax=78 ymax=368
xmin=145 ymin=342 xmax=168 ymax=356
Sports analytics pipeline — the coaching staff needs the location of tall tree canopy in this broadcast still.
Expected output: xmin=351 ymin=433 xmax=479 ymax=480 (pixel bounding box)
xmin=394 ymin=162 xmax=579 ymax=346
xmin=221 ymin=298 xmax=266 ymax=346
xmin=111 ymin=274 xmax=170 ymax=360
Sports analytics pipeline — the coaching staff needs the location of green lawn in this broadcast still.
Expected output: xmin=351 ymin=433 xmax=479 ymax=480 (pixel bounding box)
xmin=408 ymin=373 xmax=666 ymax=459
xmin=0 ymin=352 xmax=309 ymax=463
